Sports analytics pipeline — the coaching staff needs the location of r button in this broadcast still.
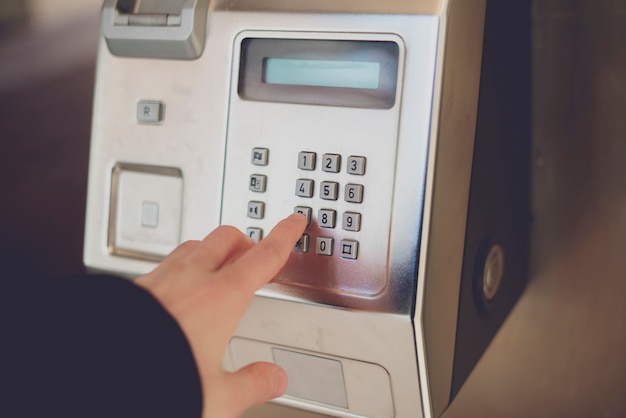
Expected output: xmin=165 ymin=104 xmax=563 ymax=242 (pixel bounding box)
xmin=137 ymin=100 xmax=164 ymax=124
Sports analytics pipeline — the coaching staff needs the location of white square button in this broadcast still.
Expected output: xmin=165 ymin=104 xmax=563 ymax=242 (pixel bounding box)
xmin=109 ymin=164 xmax=183 ymax=259
xmin=141 ymin=202 xmax=159 ymax=228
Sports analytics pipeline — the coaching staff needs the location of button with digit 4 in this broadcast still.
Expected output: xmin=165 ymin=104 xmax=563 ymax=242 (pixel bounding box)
xmin=296 ymin=179 xmax=315 ymax=198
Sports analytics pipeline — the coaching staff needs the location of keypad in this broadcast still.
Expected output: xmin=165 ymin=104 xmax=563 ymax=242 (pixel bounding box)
xmin=245 ymin=148 xmax=366 ymax=259
xmin=293 ymin=151 xmax=366 ymax=259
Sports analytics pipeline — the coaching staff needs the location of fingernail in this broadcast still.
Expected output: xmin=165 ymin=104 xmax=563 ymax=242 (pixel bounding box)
xmin=289 ymin=212 xmax=306 ymax=221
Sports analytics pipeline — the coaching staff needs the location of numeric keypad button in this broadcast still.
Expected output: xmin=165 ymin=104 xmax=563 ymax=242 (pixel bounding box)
xmin=347 ymin=156 xmax=366 ymax=175
xmin=320 ymin=181 xmax=339 ymax=200
xmin=318 ymin=209 xmax=337 ymax=229
xmin=322 ymin=153 xmax=341 ymax=173
xmin=342 ymin=212 xmax=362 ymax=232
xmin=298 ymin=152 xmax=317 ymax=170
xmin=345 ymin=184 xmax=364 ymax=203
xmin=294 ymin=206 xmax=313 ymax=226
xmin=295 ymin=179 xmax=314 ymax=198
xmin=316 ymin=237 xmax=334 ymax=256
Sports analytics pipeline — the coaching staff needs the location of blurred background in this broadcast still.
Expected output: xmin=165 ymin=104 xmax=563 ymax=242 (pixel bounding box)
xmin=0 ymin=1 xmax=624 ymax=417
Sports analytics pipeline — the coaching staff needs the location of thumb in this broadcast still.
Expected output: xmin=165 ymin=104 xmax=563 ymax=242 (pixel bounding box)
xmin=223 ymin=362 xmax=288 ymax=415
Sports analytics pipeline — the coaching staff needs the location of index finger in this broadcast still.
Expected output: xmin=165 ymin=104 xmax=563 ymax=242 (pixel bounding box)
xmin=219 ymin=213 xmax=306 ymax=295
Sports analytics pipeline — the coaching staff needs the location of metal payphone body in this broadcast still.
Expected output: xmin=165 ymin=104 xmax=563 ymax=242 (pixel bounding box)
xmin=84 ymin=1 xmax=530 ymax=417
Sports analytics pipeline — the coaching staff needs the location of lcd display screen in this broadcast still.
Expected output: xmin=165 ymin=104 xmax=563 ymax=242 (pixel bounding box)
xmin=264 ymin=58 xmax=381 ymax=90
xmin=238 ymin=38 xmax=400 ymax=109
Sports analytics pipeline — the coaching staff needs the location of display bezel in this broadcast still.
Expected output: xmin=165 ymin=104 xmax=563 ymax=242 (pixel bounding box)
xmin=238 ymin=38 xmax=400 ymax=109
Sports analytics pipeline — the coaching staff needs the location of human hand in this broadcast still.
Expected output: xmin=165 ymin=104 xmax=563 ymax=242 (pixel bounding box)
xmin=136 ymin=213 xmax=306 ymax=418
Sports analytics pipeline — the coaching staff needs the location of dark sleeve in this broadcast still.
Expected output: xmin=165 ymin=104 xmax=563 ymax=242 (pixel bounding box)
xmin=1 ymin=274 xmax=203 ymax=418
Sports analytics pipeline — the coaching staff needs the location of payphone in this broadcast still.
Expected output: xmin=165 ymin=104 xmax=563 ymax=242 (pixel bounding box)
xmin=84 ymin=0 xmax=530 ymax=417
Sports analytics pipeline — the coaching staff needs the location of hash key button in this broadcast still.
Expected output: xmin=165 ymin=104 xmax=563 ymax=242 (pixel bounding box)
xmin=340 ymin=240 xmax=359 ymax=260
